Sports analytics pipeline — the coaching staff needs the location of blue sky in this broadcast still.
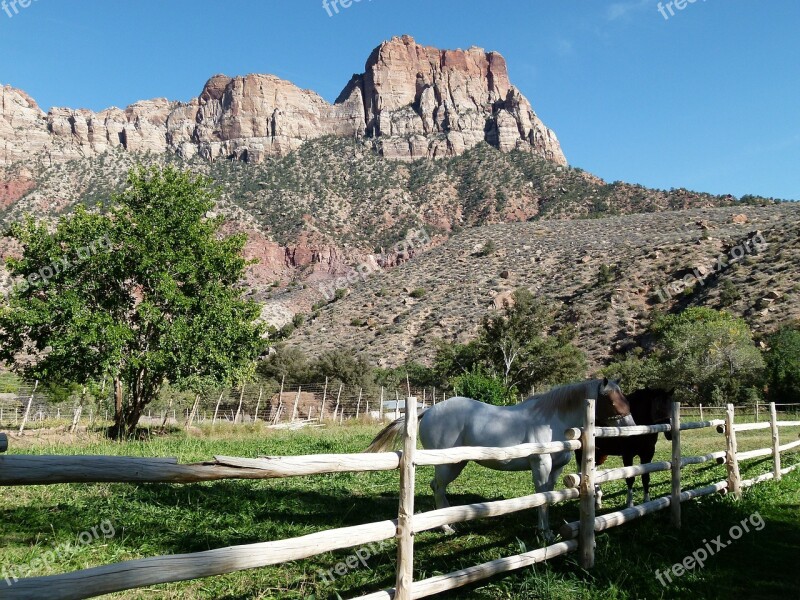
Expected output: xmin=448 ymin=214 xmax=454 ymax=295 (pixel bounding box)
xmin=0 ymin=0 xmax=797 ymax=200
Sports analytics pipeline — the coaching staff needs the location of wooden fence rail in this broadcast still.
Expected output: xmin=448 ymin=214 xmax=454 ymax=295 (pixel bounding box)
xmin=1 ymin=401 xmax=799 ymax=599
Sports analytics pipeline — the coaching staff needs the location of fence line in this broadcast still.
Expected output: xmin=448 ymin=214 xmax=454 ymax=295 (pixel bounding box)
xmin=3 ymin=380 xmax=800 ymax=432
xmin=0 ymin=402 xmax=798 ymax=598
xmin=0 ymin=382 xmax=451 ymax=431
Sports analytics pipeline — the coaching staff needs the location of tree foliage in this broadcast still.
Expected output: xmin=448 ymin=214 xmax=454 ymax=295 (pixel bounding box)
xmin=450 ymin=366 xmax=519 ymax=406
xmin=651 ymin=307 xmax=764 ymax=403
xmin=606 ymin=307 xmax=764 ymax=404
xmin=0 ymin=166 xmax=267 ymax=435
xmin=763 ymin=325 xmax=800 ymax=404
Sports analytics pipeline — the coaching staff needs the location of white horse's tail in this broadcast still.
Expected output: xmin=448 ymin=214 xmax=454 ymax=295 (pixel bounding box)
xmin=365 ymin=408 xmax=429 ymax=453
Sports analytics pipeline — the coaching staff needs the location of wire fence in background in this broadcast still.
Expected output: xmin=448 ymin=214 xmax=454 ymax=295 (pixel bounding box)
xmin=0 ymin=380 xmax=454 ymax=432
xmin=2 ymin=381 xmax=799 ymax=432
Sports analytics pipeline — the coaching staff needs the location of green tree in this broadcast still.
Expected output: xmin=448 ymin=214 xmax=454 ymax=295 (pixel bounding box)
xmin=602 ymin=352 xmax=662 ymax=391
xmin=0 ymin=166 xmax=266 ymax=436
xmin=427 ymin=289 xmax=585 ymax=395
xmin=314 ymin=348 xmax=374 ymax=390
xmin=651 ymin=307 xmax=764 ymax=404
xmin=450 ymin=367 xmax=519 ymax=406
xmin=476 ymin=288 xmax=586 ymax=393
xmin=257 ymin=345 xmax=314 ymax=385
xmin=763 ymin=326 xmax=800 ymax=404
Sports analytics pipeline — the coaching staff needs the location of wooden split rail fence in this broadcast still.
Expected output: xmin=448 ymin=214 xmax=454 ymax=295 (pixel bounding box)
xmin=0 ymin=402 xmax=799 ymax=599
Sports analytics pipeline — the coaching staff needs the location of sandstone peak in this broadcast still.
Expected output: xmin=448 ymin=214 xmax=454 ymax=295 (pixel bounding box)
xmin=0 ymin=36 xmax=566 ymax=166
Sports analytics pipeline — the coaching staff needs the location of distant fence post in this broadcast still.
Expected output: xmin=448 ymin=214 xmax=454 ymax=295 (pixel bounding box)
xmin=699 ymin=403 xmax=703 ymax=420
xmin=725 ymin=403 xmax=742 ymax=499
xmin=579 ymin=397 xmax=596 ymax=569
xmin=755 ymin=401 xmax=759 ymax=422
xmin=253 ymin=387 xmax=264 ymax=422
xmin=769 ymin=402 xmax=781 ymax=481
xmin=18 ymin=380 xmax=39 ymax=434
xmin=212 ymin=392 xmax=223 ymax=426
xmin=320 ymin=378 xmax=328 ymax=421
xmin=234 ymin=384 xmax=246 ymax=424
xmin=185 ymin=394 xmax=201 ymax=429
xmin=670 ymin=401 xmax=682 ymax=529
xmin=395 ymin=396 xmax=417 ymax=599
xmin=0 ymin=432 xmax=7 ymax=453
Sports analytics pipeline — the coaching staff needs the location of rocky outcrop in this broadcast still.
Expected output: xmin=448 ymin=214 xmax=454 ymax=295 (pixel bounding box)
xmin=0 ymin=35 xmax=565 ymax=166
xmin=364 ymin=35 xmax=565 ymax=163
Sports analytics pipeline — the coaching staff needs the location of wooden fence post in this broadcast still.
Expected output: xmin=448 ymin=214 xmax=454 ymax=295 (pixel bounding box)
xmin=725 ymin=403 xmax=742 ymax=499
xmin=320 ymin=378 xmax=328 ymax=421
xmin=70 ymin=405 xmax=82 ymax=433
xmin=769 ymin=402 xmax=781 ymax=481
xmin=356 ymin=388 xmax=362 ymax=419
xmin=755 ymin=401 xmax=759 ymax=422
xmin=379 ymin=387 xmax=384 ymax=421
xmin=670 ymin=401 xmax=682 ymax=529
xmin=234 ymin=384 xmax=246 ymax=424
xmin=253 ymin=387 xmax=264 ymax=422
xmin=699 ymin=403 xmax=703 ymax=420
xmin=579 ymin=397 xmax=596 ymax=569
xmin=333 ymin=384 xmax=343 ymax=423
xmin=212 ymin=392 xmax=224 ymax=426
xmin=396 ymin=396 xmax=418 ymax=599
xmin=291 ymin=387 xmax=301 ymax=422
xmin=18 ymin=380 xmax=39 ymax=434
xmin=185 ymin=394 xmax=201 ymax=429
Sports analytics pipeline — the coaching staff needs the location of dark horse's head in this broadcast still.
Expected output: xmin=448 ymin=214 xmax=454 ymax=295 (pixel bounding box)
xmin=626 ymin=387 xmax=676 ymax=439
xmin=596 ymin=378 xmax=636 ymax=427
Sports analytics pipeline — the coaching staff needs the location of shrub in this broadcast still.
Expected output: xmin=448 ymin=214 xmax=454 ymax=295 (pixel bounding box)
xmin=409 ymin=288 xmax=426 ymax=299
xmin=763 ymin=326 xmax=800 ymax=404
xmin=450 ymin=367 xmax=519 ymax=406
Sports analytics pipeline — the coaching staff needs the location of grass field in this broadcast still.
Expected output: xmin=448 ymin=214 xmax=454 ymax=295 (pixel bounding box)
xmin=0 ymin=421 xmax=798 ymax=600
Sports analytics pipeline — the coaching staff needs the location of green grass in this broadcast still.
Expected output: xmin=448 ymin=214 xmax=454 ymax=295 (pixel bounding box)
xmin=0 ymin=423 xmax=798 ymax=599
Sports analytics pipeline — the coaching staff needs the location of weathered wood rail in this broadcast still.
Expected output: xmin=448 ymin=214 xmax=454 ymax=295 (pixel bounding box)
xmin=1 ymin=401 xmax=798 ymax=599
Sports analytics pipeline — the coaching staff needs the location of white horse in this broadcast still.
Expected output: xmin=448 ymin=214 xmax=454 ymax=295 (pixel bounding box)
xmin=366 ymin=378 xmax=634 ymax=538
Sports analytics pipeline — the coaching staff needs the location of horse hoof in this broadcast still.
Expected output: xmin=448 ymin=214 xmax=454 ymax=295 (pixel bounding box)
xmin=441 ymin=524 xmax=457 ymax=535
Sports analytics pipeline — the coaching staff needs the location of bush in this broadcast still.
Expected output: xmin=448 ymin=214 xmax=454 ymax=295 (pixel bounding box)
xmin=450 ymin=367 xmax=519 ymax=406
xmin=478 ymin=240 xmax=496 ymax=256
xmin=764 ymin=326 xmax=800 ymax=404
xmin=718 ymin=280 xmax=741 ymax=307
xmin=409 ymin=288 xmax=426 ymax=299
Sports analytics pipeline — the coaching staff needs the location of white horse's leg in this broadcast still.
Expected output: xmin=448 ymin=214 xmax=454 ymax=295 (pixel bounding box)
xmin=431 ymin=462 xmax=467 ymax=534
xmin=530 ymin=454 xmax=555 ymax=540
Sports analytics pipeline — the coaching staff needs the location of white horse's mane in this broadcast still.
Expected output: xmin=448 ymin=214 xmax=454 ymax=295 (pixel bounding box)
xmin=524 ymin=379 xmax=602 ymax=418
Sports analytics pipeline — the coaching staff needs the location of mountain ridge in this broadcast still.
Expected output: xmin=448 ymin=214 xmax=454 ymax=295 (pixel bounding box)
xmin=0 ymin=35 xmax=565 ymax=167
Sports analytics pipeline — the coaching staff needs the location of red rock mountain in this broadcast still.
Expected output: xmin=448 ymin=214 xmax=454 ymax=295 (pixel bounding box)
xmin=0 ymin=35 xmax=566 ymax=167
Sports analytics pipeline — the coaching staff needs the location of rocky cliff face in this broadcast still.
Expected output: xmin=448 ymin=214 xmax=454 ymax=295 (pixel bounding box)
xmin=0 ymin=35 xmax=565 ymax=167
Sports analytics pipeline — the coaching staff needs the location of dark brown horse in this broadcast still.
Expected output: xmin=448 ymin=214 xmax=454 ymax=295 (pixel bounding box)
xmin=576 ymin=387 xmax=674 ymax=508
